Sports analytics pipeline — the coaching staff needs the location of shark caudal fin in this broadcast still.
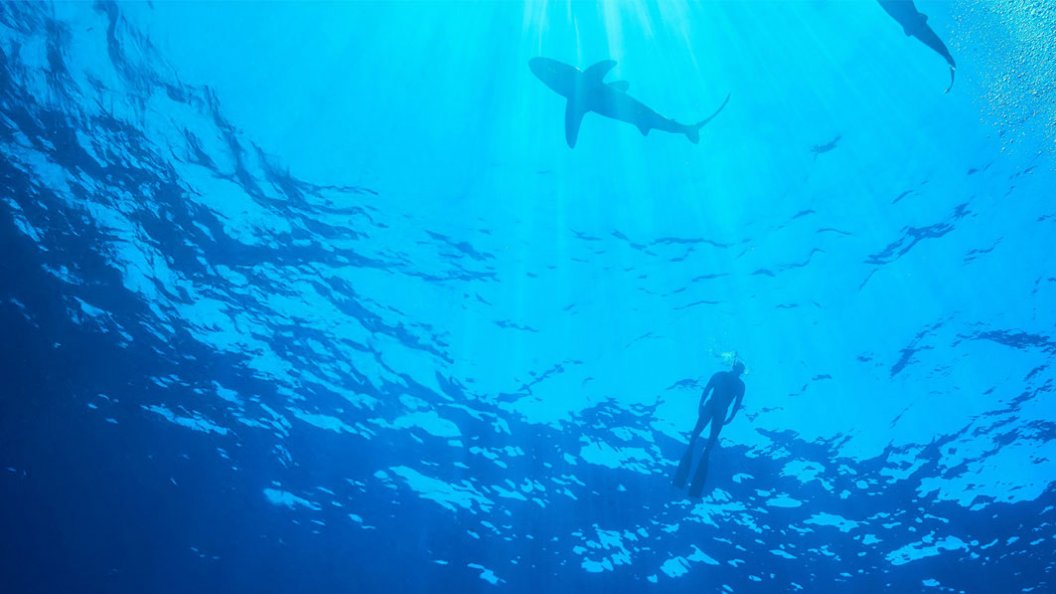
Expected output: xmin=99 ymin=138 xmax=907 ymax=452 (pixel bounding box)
xmin=685 ymin=93 xmax=731 ymax=144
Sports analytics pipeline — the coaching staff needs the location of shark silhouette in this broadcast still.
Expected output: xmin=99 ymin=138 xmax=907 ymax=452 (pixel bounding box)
xmin=529 ymin=57 xmax=729 ymax=148
xmin=877 ymin=0 xmax=956 ymax=92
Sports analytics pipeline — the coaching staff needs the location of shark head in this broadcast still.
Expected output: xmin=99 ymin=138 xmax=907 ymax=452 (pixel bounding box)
xmin=529 ymin=57 xmax=580 ymax=97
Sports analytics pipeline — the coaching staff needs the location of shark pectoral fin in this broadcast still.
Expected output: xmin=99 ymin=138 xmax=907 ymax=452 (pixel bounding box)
xmin=637 ymin=123 xmax=650 ymax=136
xmin=583 ymin=59 xmax=617 ymax=83
xmin=608 ymin=80 xmax=630 ymax=92
xmin=564 ymin=100 xmax=587 ymax=148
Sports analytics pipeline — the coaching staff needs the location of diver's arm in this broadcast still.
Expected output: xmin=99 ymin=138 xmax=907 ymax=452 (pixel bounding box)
xmin=725 ymin=388 xmax=745 ymax=424
xmin=698 ymin=374 xmax=719 ymax=411
xmin=726 ymin=386 xmax=743 ymax=422
xmin=725 ymin=384 xmax=745 ymax=423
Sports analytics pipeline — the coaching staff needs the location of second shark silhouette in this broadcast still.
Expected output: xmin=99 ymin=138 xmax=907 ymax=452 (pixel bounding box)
xmin=877 ymin=0 xmax=956 ymax=92
xmin=530 ymin=57 xmax=729 ymax=148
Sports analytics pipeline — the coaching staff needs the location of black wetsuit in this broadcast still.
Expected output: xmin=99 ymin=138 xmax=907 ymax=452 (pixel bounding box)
xmin=673 ymin=370 xmax=745 ymax=497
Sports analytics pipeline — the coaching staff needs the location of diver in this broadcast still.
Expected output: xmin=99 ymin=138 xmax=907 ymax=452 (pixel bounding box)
xmin=672 ymin=361 xmax=746 ymax=497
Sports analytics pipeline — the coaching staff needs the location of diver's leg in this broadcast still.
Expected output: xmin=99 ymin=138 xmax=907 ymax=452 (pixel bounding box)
xmin=701 ymin=414 xmax=723 ymax=456
xmin=689 ymin=411 xmax=709 ymax=442
xmin=688 ymin=418 xmax=724 ymax=497
xmin=673 ymin=412 xmax=710 ymax=488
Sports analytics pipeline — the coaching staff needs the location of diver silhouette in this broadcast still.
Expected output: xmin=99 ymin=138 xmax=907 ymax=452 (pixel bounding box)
xmin=673 ymin=361 xmax=746 ymax=497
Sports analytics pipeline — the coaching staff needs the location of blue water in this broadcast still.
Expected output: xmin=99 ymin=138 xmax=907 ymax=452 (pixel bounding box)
xmin=2 ymin=1 xmax=1055 ymax=592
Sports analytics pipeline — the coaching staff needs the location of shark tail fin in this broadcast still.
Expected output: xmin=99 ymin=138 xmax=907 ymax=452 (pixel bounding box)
xmin=686 ymin=93 xmax=731 ymax=144
xmin=944 ymin=65 xmax=956 ymax=94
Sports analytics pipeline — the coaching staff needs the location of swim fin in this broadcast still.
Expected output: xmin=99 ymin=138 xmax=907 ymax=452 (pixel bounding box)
xmin=687 ymin=457 xmax=710 ymax=498
xmin=672 ymin=446 xmax=694 ymax=488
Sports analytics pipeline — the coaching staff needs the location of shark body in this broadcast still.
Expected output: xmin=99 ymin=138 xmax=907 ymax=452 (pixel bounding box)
xmin=877 ymin=0 xmax=956 ymax=92
xmin=529 ymin=57 xmax=729 ymax=148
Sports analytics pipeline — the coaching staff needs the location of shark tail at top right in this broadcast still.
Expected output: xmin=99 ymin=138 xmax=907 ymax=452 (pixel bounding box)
xmin=686 ymin=93 xmax=731 ymax=144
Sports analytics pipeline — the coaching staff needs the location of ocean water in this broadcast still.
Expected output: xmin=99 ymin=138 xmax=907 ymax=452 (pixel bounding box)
xmin=2 ymin=1 xmax=1055 ymax=592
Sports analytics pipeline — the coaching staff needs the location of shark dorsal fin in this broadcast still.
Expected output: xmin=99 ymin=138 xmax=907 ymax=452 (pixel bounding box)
xmin=608 ymin=80 xmax=630 ymax=92
xmin=582 ymin=60 xmax=617 ymax=83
